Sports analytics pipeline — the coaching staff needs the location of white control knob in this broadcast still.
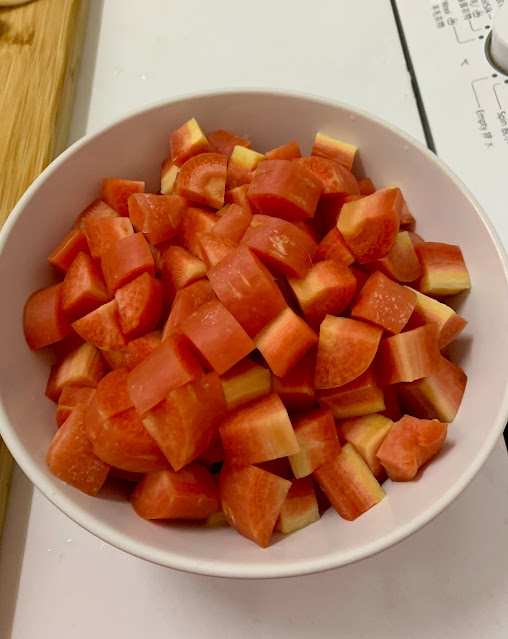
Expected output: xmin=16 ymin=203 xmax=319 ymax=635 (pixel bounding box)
xmin=491 ymin=3 xmax=508 ymax=74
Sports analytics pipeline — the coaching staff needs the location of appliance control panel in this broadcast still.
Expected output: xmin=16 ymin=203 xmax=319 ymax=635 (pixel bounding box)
xmin=396 ymin=0 xmax=508 ymax=239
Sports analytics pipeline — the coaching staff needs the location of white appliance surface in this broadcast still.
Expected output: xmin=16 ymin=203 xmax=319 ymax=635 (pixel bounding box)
xmin=1 ymin=1 xmax=507 ymax=638
xmin=397 ymin=0 xmax=508 ymax=237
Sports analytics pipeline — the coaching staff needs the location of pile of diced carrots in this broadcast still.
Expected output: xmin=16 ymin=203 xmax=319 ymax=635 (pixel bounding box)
xmin=22 ymin=117 xmax=469 ymax=547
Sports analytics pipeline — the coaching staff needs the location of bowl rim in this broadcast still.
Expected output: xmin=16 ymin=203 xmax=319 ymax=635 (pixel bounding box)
xmin=2 ymin=87 xmax=508 ymax=579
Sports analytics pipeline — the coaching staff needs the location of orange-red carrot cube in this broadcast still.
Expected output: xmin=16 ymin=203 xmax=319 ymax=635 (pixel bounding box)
xmin=170 ymin=117 xmax=212 ymax=166
xmin=316 ymin=366 xmax=385 ymax=419
xmin=288 ymin=259 xmax=356 ymax=329
xmin=367 ymin=231 xmax=422 ymax=283
xmin=48 ymin=229 xmax=90 ymax=274
xmin=314 ymin=443 xmax=385 ymax=520
xmin=376 ymin=414 xmax=447 ymax=481
xmin=219 ymin=393 xmax=300 ymax=467
xmin=178 ymin=206 xmax=220 ymax=258
xmin=254 ymin=307 xmax=318 ymax=378
xmin=220 ymin=359 xmax=272 ymax=411
xmin=131 ymin=464 xmax=219 ymax=520
xmin=248 ymin=159 xmax=322 ymax=219
xmin=174 ymin=152 xmax=227 ymax=209
xmin=56 ymin=386 xmax=96 ymax=428
xmin=46 ymin=342 xmax=106 ymax=402
xmin=180 ymin=300 xmax=255 ymax=375
xmin=208 ymin=129 xmax=251 ymax=158
xmin=265 ymin=140 xmax=302 ymax=161
xmin=275 ymin=477 xmax=320 ymax=534
xmin=142 ymin=372 xmax=227 ymax=471
xmin=127 ymin=334 xmax=204 ymax=416
xmin=46 ymin=403 xmax=109 ymax=496
xmin=351 ymin=270 xmax=417 ymax=335
xmin=404 ymin=286 xmax=467 ymax=349
xmin=207 ymin=246 xmax=286 ymax=337
xmin=241 ymin=214 xmax=317 ymax=278
xmin=74 ymin=199 xmax=119 ymax=230
xmin=23 ymin=283 xmax=72 ymax=350
xmin=122 ymin=331 xmax=162 ymax=370
xmin=314 ymin=226 xmax=355 ymax=266
xmin=289 ymin=407 xmax=341 ymax=478
xmin=311 ymin=132 xmax=357 ymax=170
xmin=160 ymin=156 xmax=180 ymax=195
xmin=226 ymin=145 xmax=265 ymax=189
xmin=163 ymin=279 xmax=216 ymax=338
xmin=398 ymin=355 xmax=467 ymax=423
xmin=337 ymin=188 xmax=402 ymax=263
xmin=100 ymin=232 xmax=155 ymax=294
xmin=211 ymin=202 xmax=252 ymax=243
xmin=294 ymin=156 xmax=359 ymax=196
xmin=415 ymin=242 xmax=471 ymax=297
xmin=219 ymin=462 xmax=291 ymax=547
xmin=314 ymin=316 xmax=382 ymax=389
xmin=162 ymin=245 xmax=207 ymax=303
xmin=72 ymin=299 xmax=127 ymax=351
xmin=61 ymin=252 xmax=110 ymax=319
xmin=375 ymin=323 xmax=441 ymax=385
xmin=127 ymin=193 xmax=184 ymax=245
xmin=197 ymin=232 xmax=238 ymax=269
xmin=337 ymin=413 xmax=393 ymax=480
xmin=101 ymin=178 xmax=144 ymax=217
xmin=272 ymin=349 xmax=316 ymax=412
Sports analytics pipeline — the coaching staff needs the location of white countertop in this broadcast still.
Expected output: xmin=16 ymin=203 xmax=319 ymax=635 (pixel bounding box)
xmin=1 ymin=2 xmax=507 ymax=638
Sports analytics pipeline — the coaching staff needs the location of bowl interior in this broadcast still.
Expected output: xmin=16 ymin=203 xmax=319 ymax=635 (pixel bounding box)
xmin=1 ymin=90 xmax=508 ymax=578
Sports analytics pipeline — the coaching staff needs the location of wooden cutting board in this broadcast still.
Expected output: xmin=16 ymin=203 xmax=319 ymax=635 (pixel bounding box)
xmin=0 ymin=0 xmax=89 ymax=535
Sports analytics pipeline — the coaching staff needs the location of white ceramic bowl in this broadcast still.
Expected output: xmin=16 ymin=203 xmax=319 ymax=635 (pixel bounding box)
xmin=1 ymin=90 xmax=508 ymax=579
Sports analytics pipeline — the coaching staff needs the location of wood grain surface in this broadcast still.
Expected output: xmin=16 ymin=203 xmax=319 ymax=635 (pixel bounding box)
xmin=0 ymin=0 xmax=89 ymax=535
